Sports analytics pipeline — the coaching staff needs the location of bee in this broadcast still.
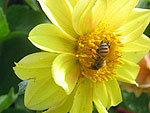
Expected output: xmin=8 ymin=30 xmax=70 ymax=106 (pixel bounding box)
xmin=91 ymin=40 xmax=110 ymax=70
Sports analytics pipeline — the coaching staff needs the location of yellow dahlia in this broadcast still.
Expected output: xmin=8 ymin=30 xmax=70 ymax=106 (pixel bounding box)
xmin=14 ymin=0 xmax=150 ymax=113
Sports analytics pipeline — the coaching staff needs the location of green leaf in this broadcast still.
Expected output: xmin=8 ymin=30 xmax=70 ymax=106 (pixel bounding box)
xmin=137 ymin=0 xmax=150 ymax=8
xmin=18 ymin=80 xmax=29 ymax=95
xmin=0 ymin=0 xmax=2 ymax=7
xmin=0 ymin=33 xmax=40 ymax=94
xmin=14 ymin=95 xmax=35 ymax=113
xmin=0 ymin=8 xmax=9 ymax=42
xmin=6 ymin=5 xmax=49 ymax=34
xmin=120 ymin=91 xmax=149 ymax=113
xmin=25 ymin=0 xmax=41 ymax=11
xmin=0 ymin=88 xmax=18 ymax=112
xmin=15 ymin=95 xmax=26 ymax=111
xmin=3 ymin=108 xmax=33 ymax=113
xmin=144 ymin=24 xmax=150 ymax=37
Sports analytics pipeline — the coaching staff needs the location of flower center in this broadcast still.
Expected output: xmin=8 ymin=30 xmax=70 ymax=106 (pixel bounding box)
xmin=76 ymin=26 xmax=124 ymax=82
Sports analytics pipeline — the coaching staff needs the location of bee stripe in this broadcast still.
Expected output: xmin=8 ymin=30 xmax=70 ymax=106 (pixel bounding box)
xmin=100 ymin=48 xmax=108 ymax=50
xmin=100 ymin=44 xmax=108 ymax=46
xmin=100 ymin=51 xmax=108 ymax=53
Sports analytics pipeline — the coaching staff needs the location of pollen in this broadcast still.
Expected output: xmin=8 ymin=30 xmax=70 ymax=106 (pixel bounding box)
xmin=76 ymin=26 xmax=124 ymax=82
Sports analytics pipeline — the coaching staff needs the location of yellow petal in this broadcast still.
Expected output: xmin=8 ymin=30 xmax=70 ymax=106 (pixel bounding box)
xmin=29 ymin=24 xmax=76 ymax=53
xmin=68 ymin=0 xmax=79 ymax=8
xmin=43 ymin=88 xmax=75 ymax=113
xmin=93 ymin=82 xmax=108 ymax=108
xmin=72 ymin=0 xmax=107 ymax=35
xmin=94 ymin=101 xmax=108 ymax=113
xmin=122 ymin=34 xmax=150 ymax=63
xmin=114 ymin=58 xmax=140 ymax=85
xmin=25 ymin=78 xmax=67 ymax=110
xmin=52 ymin=54 xmax=80 ymax=95
xmin=93 ymin=82 xmax=108 ymax=113
xmin=38 ymin=0 xmax=78 ymax=38
xmin=13 ymin=52 xmax=57 ymax=80
xmin=118 ymin=8 xmax=150 ymax=43
xmin=70 ymin=78 xmax=93 ymax=113
xmin=103 ymin=0 xmax=138 ymax=29
xmin=105 ymin=77 xmax=122 ymax=109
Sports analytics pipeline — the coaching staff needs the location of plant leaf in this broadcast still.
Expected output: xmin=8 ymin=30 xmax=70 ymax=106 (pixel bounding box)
xmin=120 ymin=91 xmax=149 ymax=113
xmin=0 ymin=8 xmax=9 ymax=42
xmin=0 ymin=88 xmax=18 ymax=112
xmin=6 ymin=5 xmax=49 ymax=34
xmin=25 ymin=0 xmax=41 ymax=11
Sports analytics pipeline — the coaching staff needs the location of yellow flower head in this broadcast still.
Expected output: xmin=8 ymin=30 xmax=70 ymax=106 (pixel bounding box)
xmin=14 ymin=0 xmax=150 ymax=113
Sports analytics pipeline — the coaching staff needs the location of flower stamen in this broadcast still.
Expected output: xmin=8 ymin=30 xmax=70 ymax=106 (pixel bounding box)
xmin=76 ymin=26 xmax=124 ymax=82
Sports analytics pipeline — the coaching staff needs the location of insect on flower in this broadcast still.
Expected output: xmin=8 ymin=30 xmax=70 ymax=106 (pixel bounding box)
xmin=91 ymin=40 xmax=110 ymax=70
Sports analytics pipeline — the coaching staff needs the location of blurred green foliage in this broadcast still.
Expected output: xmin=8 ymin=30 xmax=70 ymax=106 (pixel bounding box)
xmin=25 ymin=0 xmax=41 ymax=11
xmin=0 ymin=0 xmax=2 ymax=8
xmin=0 ymin=8 xmax=9 ymax=42
xmin=0 ymin=0 xmax=49 ymax=112
xmin=137 ymin=0 xmax=150 ymax=8
xmin=6 ymin=5 xmax=48 ymax=33
xmin=120 ymin=91 xmax=149 ymax=113
xmin=0 ymin=88 xmax=17 ymax=112
xmin=0 ymin=0 xmax=150 ymax=113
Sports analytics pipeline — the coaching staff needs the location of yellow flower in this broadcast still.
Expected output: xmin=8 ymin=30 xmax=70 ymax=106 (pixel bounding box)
xmin=14 ymin=0 xmax=150 ymax=113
